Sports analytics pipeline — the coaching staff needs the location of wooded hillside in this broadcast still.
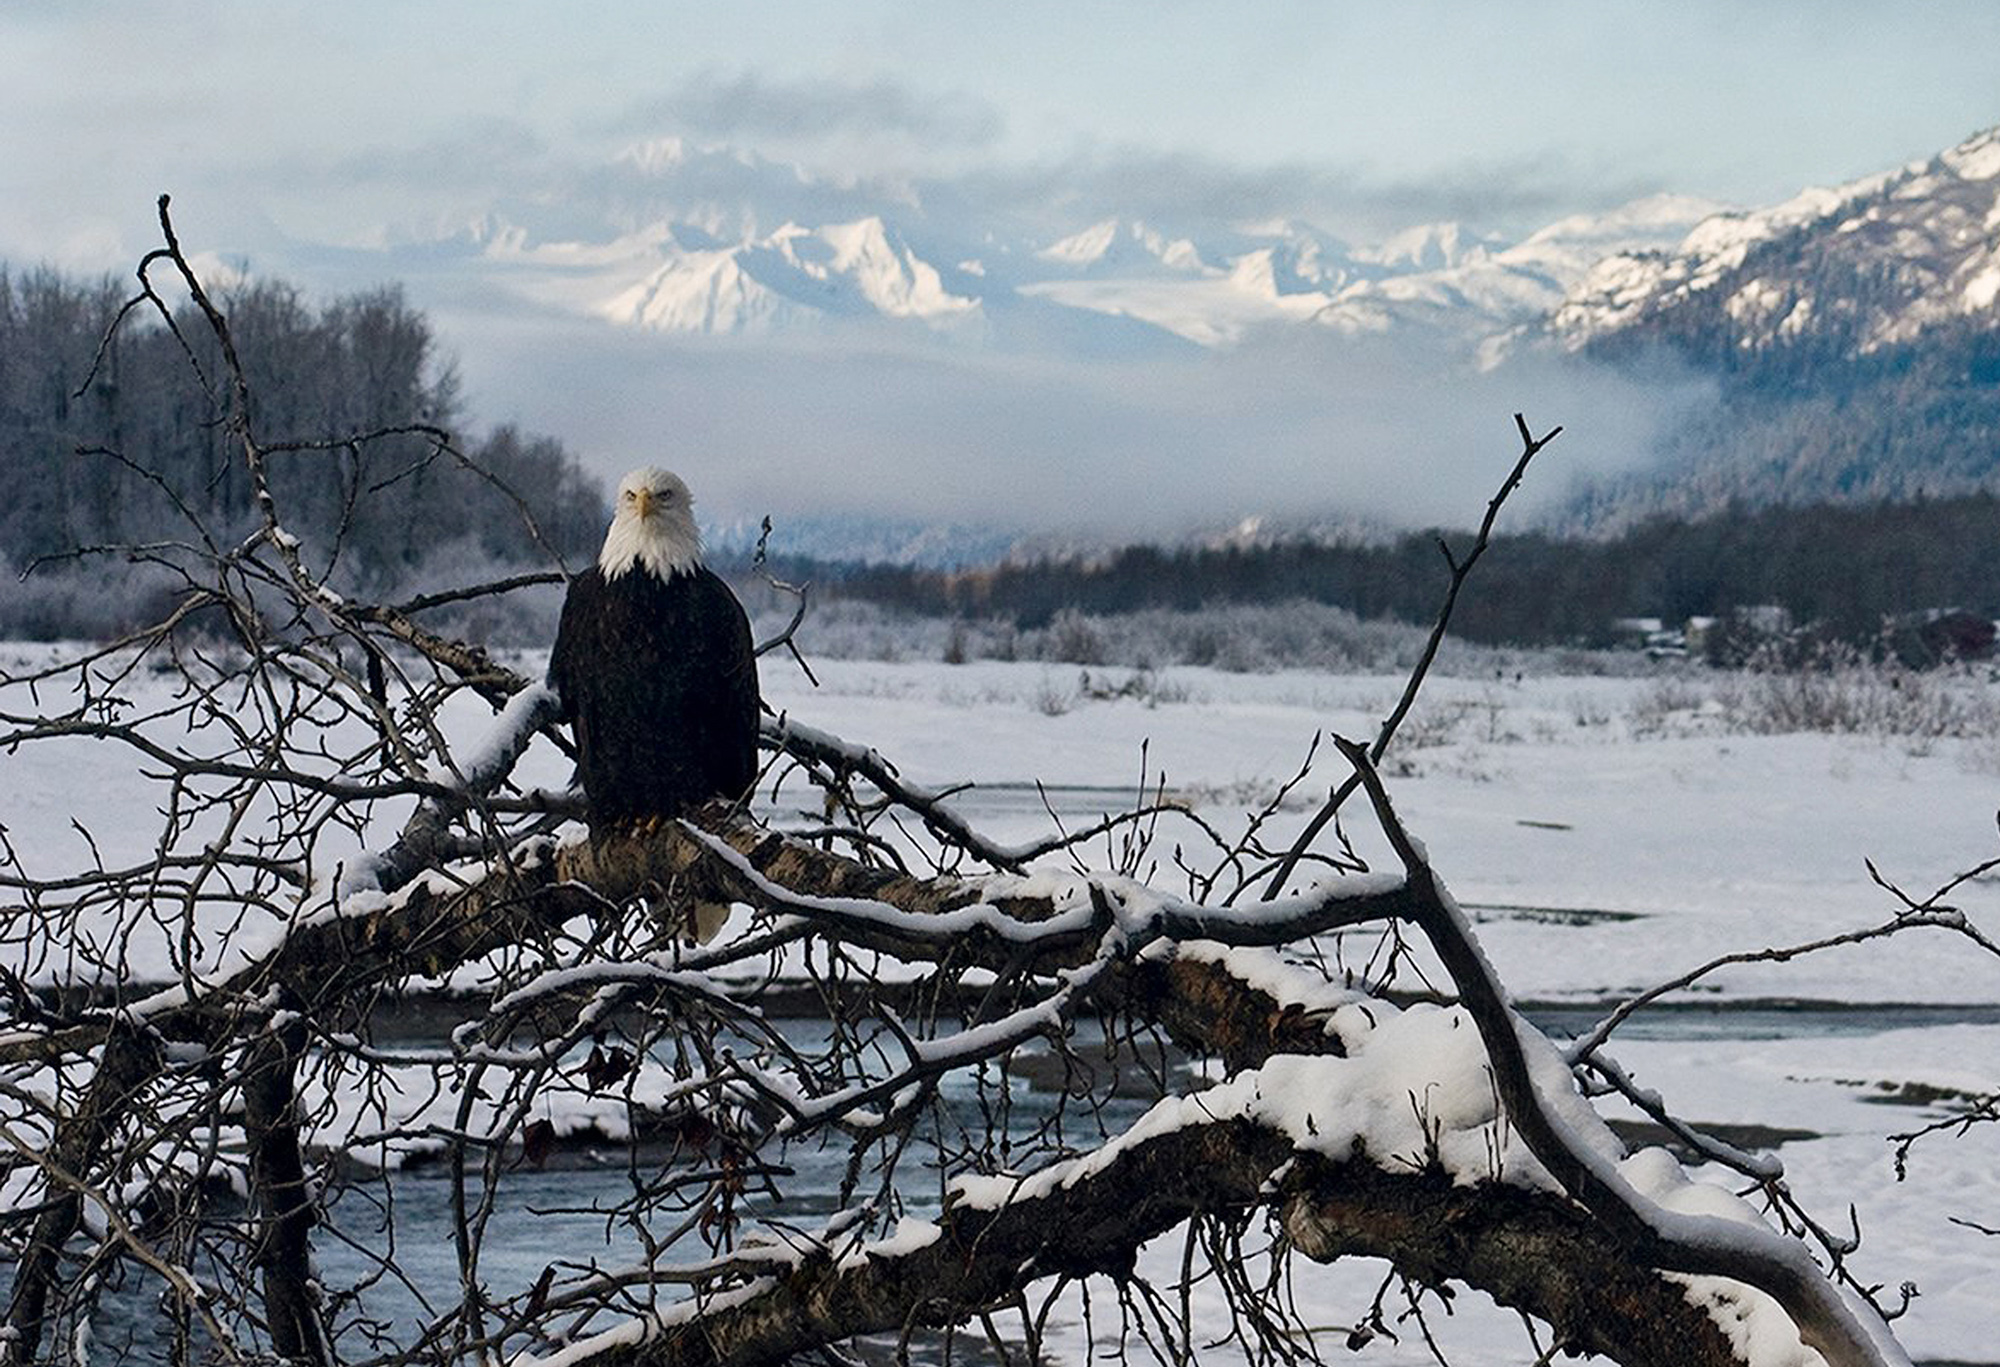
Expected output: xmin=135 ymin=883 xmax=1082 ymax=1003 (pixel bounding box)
xmin=0 ymin=265 xmax=604 ymax=636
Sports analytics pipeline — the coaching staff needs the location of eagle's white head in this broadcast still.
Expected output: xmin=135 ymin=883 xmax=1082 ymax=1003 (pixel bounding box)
xmin=598 ymin=466 xmax=704 ymax=581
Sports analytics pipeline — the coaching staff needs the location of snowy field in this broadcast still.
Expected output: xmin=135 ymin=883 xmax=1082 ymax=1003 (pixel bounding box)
xmin=752 ymin=656 xmax=2000 ymax=1366
xmin=5 ymin=645 xmax=1999 ymax=1362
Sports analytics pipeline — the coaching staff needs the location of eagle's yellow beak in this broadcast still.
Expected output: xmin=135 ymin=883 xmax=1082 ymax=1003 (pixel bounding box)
xmin=633 ymin=488 xmax=654 ymax=520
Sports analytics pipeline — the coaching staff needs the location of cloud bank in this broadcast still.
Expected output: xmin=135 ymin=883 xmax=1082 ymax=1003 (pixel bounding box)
xmin=445 ymin=309 xmax=1707 ymax=541
xmin=609 ymin=70 xmax=1005 ymax=152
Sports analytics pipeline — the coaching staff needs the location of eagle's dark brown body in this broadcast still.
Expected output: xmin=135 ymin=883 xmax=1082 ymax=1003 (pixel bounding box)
xmin=548 ymin=563 xmax=759 ymax=828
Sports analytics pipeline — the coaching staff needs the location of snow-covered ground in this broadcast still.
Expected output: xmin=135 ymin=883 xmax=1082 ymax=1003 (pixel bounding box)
xmin=763 ymin=656 xmax=2000 ymax=1364
xmin=748 ymin=656 xmax=2000 ymax=1008
xmin=4 ymin=647 xmax=1997 ymax=1362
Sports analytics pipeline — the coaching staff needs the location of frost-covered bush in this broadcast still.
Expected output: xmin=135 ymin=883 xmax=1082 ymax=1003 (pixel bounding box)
xmin=782 ymin=597 xmax=1676 ymax=678
xmin=1044 ymin=608 xmax=1109 ymax=665
xmin=1715 ymin=657 xmax=2000 ymax=739
xmin=1627 ymin=669 xmax=1718 ymax=738
xmin=768 ymin=599 xmax=928 ymax=661
xmin=3 ymin=542 xmax=573 ymax=649
xmin=1627 ymin=650 xmax=2000 ymax=741
xmin=0 ymin=557 xmax=188 ymax=641
xmin=374 ymin=538 xmax=571 ymax=648
xmin=1030 ymin=670 xmax=1075 ymax=716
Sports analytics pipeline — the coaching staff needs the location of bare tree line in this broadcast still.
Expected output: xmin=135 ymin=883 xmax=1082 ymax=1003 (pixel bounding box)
xmin=0 ymin=256 xmax=603 ymax=639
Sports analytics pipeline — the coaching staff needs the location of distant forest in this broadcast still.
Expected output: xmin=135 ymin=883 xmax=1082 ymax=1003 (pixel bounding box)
xmin=777 ymin=493 xmax=2000 ymax=651
xmin=1569 ymin=268 xmax=2000 ymax=524
xmin=0 ymin=264 xmax=605 ymax=637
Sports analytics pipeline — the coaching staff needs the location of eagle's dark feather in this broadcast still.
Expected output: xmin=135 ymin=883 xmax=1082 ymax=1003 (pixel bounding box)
xmin=548 ymin=562 xmax=759 ymax=828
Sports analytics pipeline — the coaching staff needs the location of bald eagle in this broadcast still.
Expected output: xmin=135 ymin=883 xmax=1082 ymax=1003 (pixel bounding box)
xmin=548 ymin=468 xmax=760 ymax=836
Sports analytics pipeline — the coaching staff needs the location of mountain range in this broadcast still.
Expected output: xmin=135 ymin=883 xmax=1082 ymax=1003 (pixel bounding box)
xmin=458 ymin=123 xmax=2000 ymax=369
xmin=468 ymin=138 xmax=1726 ymax=354
xmin=425 ymin=124 xmax=2000 ymax=561
xmin=1541 ymin=126 xmax=2000 ymax=527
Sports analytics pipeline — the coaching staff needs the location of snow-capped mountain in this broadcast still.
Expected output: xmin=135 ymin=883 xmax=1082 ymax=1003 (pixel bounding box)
xmin=1033 ymin=218 xmax=1211 ymax=275
xmin=458 ymin=137 xmax=1720 ymax=351
xmin=1529 ymin=124 xmax=2000 ymax=528
xmin=1316 ymin=196 xmax=1722 ymax=349
xmin=1349 ymin=220 xmax=1496 ymax=273
xmin=452 ymin=122 xmax=2000 ymax=372
xmin=1010 ymin=206 xmax=1712 ymax=348
xmin=381 ymin=121 xmax=2000 ymax=557
xmin=1017 ymin=218 xmax=1346 ymax=347
xmin=1548 ymin=126 xmax=2000 ymax=358
xmin=600 ymin=216 xmax=982 ymax=336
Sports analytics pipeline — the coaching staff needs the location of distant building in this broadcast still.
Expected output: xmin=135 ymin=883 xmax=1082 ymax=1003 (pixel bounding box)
xmin=1621 ymin=604 xmax=1996 ymax=669
xmin=1883 ymin=609 xmax=1998 ymax=668
xmin=1610 ymin=617 xmax=1664 ymax=645
xmin=1688 ymin=606 xmax=1791 ymax=667
xmin=1607 ymin=616 xmax=1688 ymax=657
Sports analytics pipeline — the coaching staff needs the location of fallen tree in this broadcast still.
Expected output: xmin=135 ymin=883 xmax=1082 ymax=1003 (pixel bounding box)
xmin=0 ymin=200 xmax=1921 ymax=1367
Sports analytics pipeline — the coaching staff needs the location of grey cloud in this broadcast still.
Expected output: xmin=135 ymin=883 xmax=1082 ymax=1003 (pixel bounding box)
xmin=945 ymin=146 xmax=1665 ymax=244
xmin=609 ymin=70 xmax=1004 ymax=150
xmin=439 ymin=306 xmax=1705 ymax=544
xmin=308 ymin=118 xmax=553 ymax=194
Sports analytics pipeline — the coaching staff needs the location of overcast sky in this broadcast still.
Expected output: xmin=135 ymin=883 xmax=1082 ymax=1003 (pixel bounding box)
xmin=5 ymin=2 xmax=1998 ymax=535
xmin=10 ymin=1 xmax=2000 ymax=260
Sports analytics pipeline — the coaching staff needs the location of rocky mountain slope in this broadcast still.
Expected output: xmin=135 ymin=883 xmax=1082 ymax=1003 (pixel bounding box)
xmin=1548 ymin=126 xmax=2000 ymax=364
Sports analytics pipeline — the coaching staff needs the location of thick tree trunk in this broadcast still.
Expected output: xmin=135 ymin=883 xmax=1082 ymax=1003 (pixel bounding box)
xmin=241 ymin=1012 xmax=331 ymax=1365
xmin=1282 ymin=1155 xmax=1743 ymax=1367
xmin=561 ymin=1114 xmax=1752 ymax=1367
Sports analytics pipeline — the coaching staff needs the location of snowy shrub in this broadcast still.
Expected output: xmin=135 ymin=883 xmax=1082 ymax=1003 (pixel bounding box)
xmin=1627 ymin=671 xmax=1719 ymax=738
xmin=1568 ymin=694 xmax=1614 ymax=729
xmin=1073 ymin=666 xmax=1196 ymax=707
xmin=1717 ymin=659 xmax=2000 ymax=740
xmin=778 ymin=596 xmax=1688 ymax=679
xmin=0 ymin=557 xmax=192 ymax=641
xmin=942 ymin=619 xmax=970 ymax=665
xmin=1394 ymin=698 xmax=1475 ymax=750
xmin=1044 ymin=609 xmax=1109 ymax=665
xmin=777 ymin=600 xmax=933 ymax=661
xmin=371 ymin=538 xmax=571 ymax=648
xmin=1030 ymin=670 xmax=1075 ymax=716
xmin=1180 ymin=621 xmax=1227 ymax=667
xmin=1626 ymin=649 xmax=2000 ymax=742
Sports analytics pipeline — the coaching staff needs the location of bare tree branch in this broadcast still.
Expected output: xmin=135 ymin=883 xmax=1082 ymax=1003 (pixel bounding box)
xmin=1262 ymin=413 xmax=1561 ymax=901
